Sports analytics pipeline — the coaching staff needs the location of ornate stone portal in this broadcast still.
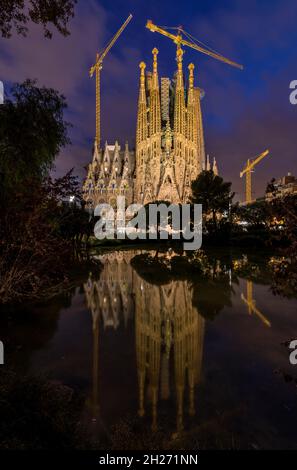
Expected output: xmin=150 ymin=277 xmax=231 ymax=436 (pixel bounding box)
xmin=83 ymin=48 xmax=218 ymax=208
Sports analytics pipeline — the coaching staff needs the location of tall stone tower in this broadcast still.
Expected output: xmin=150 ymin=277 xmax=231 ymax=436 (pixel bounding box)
xmin=135 ymin=47 xmax=206 ymax=205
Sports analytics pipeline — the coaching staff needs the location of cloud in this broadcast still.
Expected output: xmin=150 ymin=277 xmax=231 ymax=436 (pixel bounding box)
xmin=0 ymin=1 xmax=141 ymax=178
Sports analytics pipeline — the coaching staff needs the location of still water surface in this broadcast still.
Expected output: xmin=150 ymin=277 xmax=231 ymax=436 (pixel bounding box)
xmin=2 ymin=248 xmax=297 ymax=449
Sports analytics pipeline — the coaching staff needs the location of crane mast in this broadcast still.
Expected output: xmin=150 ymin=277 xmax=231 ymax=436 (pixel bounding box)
xmin=241 ymin=280 xmax=271 ymax=327
xmin=90 ymin=14 xmax=133 ymax=150
xmin=240 ymin=149 xmax=269 ymax=204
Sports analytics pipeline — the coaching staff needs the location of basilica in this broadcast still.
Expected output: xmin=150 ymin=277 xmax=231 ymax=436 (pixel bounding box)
xmin=82 ymin=47 xmax=218 ymax=207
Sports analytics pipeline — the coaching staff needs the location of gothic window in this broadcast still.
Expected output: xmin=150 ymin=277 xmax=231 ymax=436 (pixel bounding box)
xmin=165 ymin=175 xmax=172 ymax=184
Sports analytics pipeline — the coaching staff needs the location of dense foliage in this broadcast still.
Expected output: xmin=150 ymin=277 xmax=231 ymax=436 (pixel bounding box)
xmin=0 ymin=79 xmax=69 ymax=203
xmin=0 ymin=0 xmax=77 ymax=38
xmin=0 ymin=80 xmax=92 ymax=303
xmin=190 ymin=170 xmax=234 ymax=230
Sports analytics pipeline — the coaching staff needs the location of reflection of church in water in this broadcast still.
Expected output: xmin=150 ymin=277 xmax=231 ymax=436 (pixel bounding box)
xmin=84 ymin=250 xmax=205 ymax=433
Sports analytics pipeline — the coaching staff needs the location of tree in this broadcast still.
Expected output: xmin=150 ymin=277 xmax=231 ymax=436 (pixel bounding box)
xmin=0 ymin=80 xmax=91 ymax=303
xmin=190 ymin=170 xmax=234 ymax=229
xmin=266 ymin=177 xmax=276 ymax=194
xmin=0 ymin=0 xmax=77 ymax=39
xmin=268 ymin=194 xmax=297 ymax=296
xmin=0 ymin=79 xmax=70 ymax=204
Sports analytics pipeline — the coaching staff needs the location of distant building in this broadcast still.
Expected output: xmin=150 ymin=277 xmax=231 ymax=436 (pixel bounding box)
xmin=266 ymin=173 xmax=297 ymax=201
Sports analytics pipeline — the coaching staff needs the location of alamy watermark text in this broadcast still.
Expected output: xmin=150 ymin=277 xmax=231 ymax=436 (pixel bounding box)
xmin=93 ymin=196 xmax=202 ymax=250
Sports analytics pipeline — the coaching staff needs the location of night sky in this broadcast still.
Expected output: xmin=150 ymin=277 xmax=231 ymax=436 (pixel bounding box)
xmin=1 ymin=0 xmax=296 ymax=200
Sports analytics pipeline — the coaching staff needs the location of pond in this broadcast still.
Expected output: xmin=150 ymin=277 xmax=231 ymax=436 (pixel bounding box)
xmin=1 ymin=247 xmax=297 ymax=449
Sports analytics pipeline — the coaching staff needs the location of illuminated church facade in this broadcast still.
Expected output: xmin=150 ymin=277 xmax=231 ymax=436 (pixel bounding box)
xmin=83 ymin=47 xmax=218 ymax=207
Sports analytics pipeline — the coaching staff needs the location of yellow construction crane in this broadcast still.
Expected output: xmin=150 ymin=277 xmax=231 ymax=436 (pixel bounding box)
xmin=240 ymin=149 xmax=269 ymax=204
xmin=241 ymin=280 xmax=271 ymax=327
xmin=90 ymin=14 xmax=133 ymax=150
xmin=146 ymin=20 xmax=243 ymax=70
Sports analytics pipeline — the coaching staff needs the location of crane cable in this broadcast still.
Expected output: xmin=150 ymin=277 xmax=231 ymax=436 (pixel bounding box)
xmin=157 ymin=24 xmax=229 ymax=59
xmin=181 ymin=29 xmax=228 ymax=58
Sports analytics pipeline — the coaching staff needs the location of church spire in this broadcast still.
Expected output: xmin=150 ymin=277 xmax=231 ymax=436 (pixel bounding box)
xmin=194 ymin=86 xmax=205 ymax=170
xmin=188 ymin=62 xmax=194 ymax=89
xmin=136 ymin=61 xmax=148 ymax=145
xmin=135 ymin=61 xmax=149 ymax=203
xmin=152 ymin=48 xmax=158 ymax=86
xmin=92 ymin=137 xmax=100 ymax=163
xmin=149 ymin=48 xmax=161 ymax=136
xmin=187 ymin=63 xmax=195 ymax=142
xmin=213 ymin=157 xmax=218 ymax=175
xmin=174 ymin=47 xmax=186 ymax=138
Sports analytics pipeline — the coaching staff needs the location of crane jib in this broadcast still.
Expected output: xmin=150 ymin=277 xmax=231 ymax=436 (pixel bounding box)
xmin=146 ymin=20 xmax=243 ymax=70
